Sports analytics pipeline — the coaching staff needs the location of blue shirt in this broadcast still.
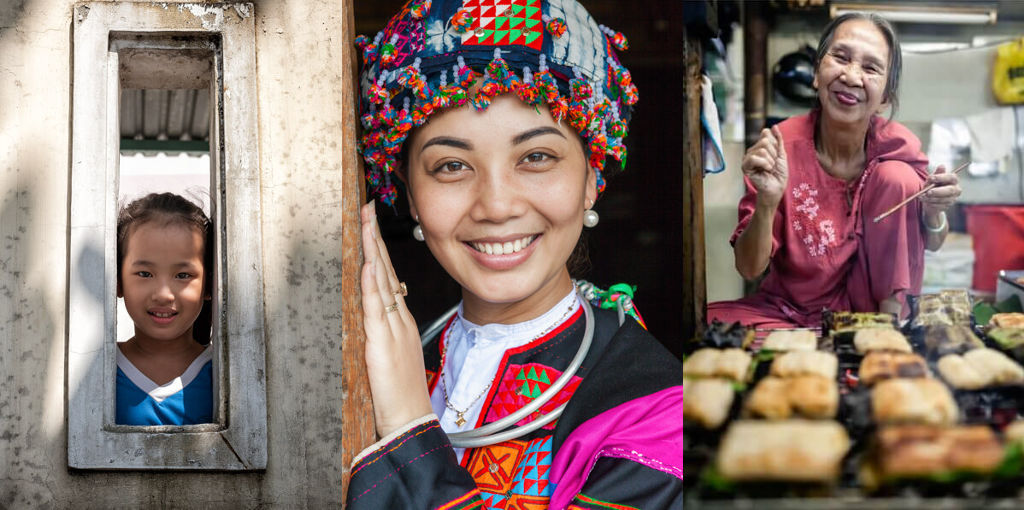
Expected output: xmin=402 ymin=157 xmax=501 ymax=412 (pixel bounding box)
xmin=116 ymin=345 xmax=214 ymax=425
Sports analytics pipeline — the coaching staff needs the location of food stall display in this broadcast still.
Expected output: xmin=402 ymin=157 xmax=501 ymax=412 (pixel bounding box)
xmin=685 ymin=300 xmax=1024 ymax=507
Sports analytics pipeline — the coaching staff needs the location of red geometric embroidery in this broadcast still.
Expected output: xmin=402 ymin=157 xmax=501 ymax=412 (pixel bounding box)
xmin=467 ymin=440 xmax=527 ymax=493
xmin=485 ymin=363 xmax=582 ymax=429
xmin=459 ymin=0 xmax=544 ymax=50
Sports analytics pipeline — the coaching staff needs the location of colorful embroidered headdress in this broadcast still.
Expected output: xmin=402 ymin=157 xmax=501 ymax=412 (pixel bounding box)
xmin=356 ymin=0 xmax=638 ymax=205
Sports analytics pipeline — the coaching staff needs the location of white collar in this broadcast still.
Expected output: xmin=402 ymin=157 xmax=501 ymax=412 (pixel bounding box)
xmin=117 ymin=345 xmax=212 ymax=402
xmin=450 ymin=289 xmax=581 ymax=349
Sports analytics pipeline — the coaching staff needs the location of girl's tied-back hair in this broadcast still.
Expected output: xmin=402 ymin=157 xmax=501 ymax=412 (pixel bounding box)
xmin=355 ymin=0 xmax=639 ymax=206
xmin=813 ymin=12 xmax=902 ymax=118
xmin=117 ymin=192 xmax=214 ymax=345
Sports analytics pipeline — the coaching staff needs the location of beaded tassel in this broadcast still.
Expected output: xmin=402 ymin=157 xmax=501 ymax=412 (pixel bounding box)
xmin=380 ymin=34 xmax=400 ymax=66
xmin=361 ymin=32 xmax=385 ymax=64
xmin=599 ymin=24 xmax=629 ymax=51
xmin=512 ymin=66 xmax=540 ymax=106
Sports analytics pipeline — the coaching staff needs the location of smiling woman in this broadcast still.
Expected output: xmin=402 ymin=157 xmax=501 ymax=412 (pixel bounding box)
xmin=346 ymin=1 xmax=682 ymax=508
xmin=406 ymin=96 xmax=594 ymax=325
xmin=707 ymin=12 xmax=964 ymax=329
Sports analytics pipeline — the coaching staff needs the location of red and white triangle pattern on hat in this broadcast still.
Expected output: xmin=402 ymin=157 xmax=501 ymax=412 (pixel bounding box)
xmin=459 ymin=0 xmax=526 ymax=46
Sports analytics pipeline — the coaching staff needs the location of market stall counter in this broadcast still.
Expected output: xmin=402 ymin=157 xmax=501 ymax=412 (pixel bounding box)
xmin=685 ymin=290 xmax=1024 ymax=508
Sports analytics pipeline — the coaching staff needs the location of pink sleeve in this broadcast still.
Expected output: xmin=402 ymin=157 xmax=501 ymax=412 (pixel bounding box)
xmin=729 ymin=176 xmax=781 ymax=258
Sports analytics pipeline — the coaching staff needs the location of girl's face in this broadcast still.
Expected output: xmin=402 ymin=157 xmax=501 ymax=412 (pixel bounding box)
xmin=118 ymin=221 xmax=207 ymax=345
xmin=814 ymin=18 xmax=890 ymax=125
xmin=406 ymin=94 xmax=596 ymax=323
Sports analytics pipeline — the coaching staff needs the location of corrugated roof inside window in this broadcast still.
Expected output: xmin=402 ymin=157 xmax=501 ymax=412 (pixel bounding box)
xmin=120 ymin=88 xmax=210 ymax=155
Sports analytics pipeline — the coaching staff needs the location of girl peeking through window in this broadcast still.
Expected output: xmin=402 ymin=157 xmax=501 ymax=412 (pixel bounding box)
xmin=115 ymin=192 xmax=214 ymax=426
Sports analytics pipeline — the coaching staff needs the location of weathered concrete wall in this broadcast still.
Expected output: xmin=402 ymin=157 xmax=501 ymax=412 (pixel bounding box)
xmin=0 ymin=0 xmax=372 ymax=506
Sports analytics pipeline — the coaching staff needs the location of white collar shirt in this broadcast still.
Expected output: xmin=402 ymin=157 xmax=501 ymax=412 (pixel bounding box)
xmin=429 ymin=289 xmax=581 ymax=461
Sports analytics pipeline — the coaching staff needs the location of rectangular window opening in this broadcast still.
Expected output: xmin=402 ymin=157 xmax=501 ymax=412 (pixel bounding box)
xmin=110 ymin=36 xmax=224 ymax=431
xmin=69 ymin=2 xmax=264 ymax=470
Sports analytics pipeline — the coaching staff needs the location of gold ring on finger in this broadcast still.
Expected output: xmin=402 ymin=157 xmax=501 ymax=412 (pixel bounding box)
xmin=385 ymin=302 xmax=399 ymax=313
xmin=393 ymin=282 xmax=408 ymax=297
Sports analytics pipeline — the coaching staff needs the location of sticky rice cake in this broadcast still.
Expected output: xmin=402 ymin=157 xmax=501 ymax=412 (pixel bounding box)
xmin=683 ymin=348 xmax=751 ymax=382
xmin=913 ymin=291 xmax=972 ymax=327
xmin=770 ymin=350 xmax=838 ymax=380
xmin=872 ymin=378 xmax=958 ymax=425
xmin=853 ymin=328 xmax=912 ymax=354
xmin=937 ymin=348 xmax=1024 ymax=389
xmin=875 ymin=425 xmax=1004 ymax=478
xmin=923 ymin=325 xmax=984 ymax=358
xmin=858 ymin=351 xmax=930 ymax=386
xmin=762 ymin=329 xmax=817 ymax=351
xmin=683 ymin=377 xmax=734 ymax=429
xmin=990 ymin=313 xmax=1024 ymax=328
xmin=744 ymin=375 xmax=838 ymax=419
xmin=716 ymin=420 xmax=850 ymax=482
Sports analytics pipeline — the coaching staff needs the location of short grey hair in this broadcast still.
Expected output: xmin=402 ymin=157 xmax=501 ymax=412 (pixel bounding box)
xmin=814 ymin=12 xmax=902 ymax=117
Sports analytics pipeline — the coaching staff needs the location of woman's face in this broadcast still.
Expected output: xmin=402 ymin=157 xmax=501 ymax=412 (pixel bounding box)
xmin=814 ymin=19 xmax=890 ymax=125
xmin=405 ymin=94 xmax=595 ymax=322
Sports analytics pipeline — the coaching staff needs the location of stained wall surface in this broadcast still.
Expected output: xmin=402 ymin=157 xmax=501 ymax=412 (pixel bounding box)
xmin=0 ymin=0 xmax=372 ymax=506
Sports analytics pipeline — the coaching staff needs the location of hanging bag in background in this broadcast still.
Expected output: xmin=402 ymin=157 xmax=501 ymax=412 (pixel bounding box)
xmin=992 ymin=37 xmax=1024 ymax=104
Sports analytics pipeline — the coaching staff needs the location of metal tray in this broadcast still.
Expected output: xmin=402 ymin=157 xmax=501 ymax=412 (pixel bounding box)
xmin=997 ymin=270 xmax=1024 ymax=304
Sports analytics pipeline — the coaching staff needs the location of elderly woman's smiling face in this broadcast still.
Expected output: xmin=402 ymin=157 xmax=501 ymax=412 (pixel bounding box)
xmin=404 ymin=94 xmax=596 ymax=323
xmin=814 ymin=18 xmax=891 ymax=125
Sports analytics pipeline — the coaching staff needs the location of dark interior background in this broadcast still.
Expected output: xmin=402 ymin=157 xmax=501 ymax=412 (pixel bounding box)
xmin=354 ymin=1 xmax=684 ymax=358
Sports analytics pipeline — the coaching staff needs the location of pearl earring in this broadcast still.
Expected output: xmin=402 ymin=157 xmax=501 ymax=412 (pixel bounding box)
xmin=412 ymin=214 xmax=424 ymax=241
xmin=583 ymin=209 xmax=599 ymax=228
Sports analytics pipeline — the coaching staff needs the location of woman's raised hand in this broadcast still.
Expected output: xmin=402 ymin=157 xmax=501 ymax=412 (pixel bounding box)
xmin=741 ymin=126 xmax=789 ymax=208
xmin=921 ymin=164 xmax=962 ymax=218
xmin=360 ymin=202 xmax=434 ymax=438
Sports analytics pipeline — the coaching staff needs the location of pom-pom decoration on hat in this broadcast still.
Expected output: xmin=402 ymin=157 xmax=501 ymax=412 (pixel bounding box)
xmin=410 ymin=0 xmax=432 ymax=19
xmin=451 ymin=7 xmax=474 ymax=32
xmin=355 ymin=0 xmax=638 ymax=205
xmin=541 ymin=14 xmax=567 ymax=38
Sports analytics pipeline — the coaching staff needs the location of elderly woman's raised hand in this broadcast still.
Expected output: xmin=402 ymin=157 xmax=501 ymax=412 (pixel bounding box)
xmin=360 ymin=202 xmax=433 ymax=438
xmin=742 ymin=126 xmax=790 ymax=208
xmin=921 ymin=164 xmax=962 ymax=218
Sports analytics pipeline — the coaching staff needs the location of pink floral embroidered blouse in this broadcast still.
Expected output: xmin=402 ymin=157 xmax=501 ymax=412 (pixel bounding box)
xmin=722 ymin=111 xmax=929 ymax=326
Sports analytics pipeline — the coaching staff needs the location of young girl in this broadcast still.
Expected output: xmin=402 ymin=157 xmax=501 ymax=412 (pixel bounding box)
xmin=348 ymin=1 xmax=683 ymax=508
xmin=115 ymin=192 xmax=214 ymax=426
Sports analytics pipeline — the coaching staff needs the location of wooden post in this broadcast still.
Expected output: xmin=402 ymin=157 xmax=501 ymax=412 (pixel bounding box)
xmin=681 ymin=26 xmax=706 ymax=342
xmin=340 ymin=0 xmax=377 ymax=498
xmin=743 ymin=1 xmax=769 ymax=149
xmin=742 ymin=0 xmax=770 ymax=296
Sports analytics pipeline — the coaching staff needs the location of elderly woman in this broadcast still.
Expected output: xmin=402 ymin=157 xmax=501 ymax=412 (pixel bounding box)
xmin=708 ymin=13 xmax=961 ymax=329
xmin=346 ymin=1 xmax=682 ymax=508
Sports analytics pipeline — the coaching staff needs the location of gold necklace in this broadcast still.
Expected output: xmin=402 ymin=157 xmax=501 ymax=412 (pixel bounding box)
xmin=439 ymin=300 xmax=577 ymax=428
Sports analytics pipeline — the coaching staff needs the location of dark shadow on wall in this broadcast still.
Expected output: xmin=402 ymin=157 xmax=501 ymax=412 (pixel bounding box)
xmin=0 ymin=184 xmax=61 ymax=506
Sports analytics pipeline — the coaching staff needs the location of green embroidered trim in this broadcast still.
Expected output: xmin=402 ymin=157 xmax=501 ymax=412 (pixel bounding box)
xmin=573 ymin=492 xmax=640 ymax=510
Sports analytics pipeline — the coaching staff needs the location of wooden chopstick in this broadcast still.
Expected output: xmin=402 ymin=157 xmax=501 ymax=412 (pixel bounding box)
xmin=872 ymin=162 xmax=969 ymax=223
